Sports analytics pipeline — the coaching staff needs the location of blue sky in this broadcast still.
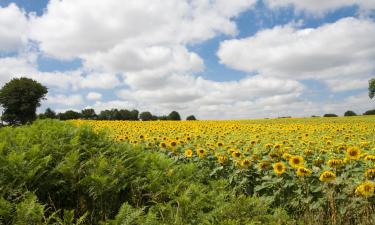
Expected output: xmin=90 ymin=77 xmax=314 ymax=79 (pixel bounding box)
xmin=0 ymin=0 xmax=374 ymax=119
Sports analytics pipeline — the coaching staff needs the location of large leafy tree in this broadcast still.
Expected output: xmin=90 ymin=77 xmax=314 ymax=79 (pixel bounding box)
xmin=168 ymin=111 xmax=181 ymax=120
xmin=0 ymin=77 xmax=47 ymax=125
xmin=369 ymin=78 xmax=375 ymax=99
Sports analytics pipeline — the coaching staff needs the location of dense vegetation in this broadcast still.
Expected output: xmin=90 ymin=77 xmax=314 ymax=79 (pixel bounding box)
xmin=75 ymin=116 xmax=375 ymax=225
xmin=0 ymin=120 xmax=288 ymax=225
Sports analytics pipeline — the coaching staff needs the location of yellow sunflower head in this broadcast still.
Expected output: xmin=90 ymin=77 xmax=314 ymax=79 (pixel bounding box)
xmin=319 ymin=171 xmax=336 ymax=182
xmin=240 ymin=158 xmax=251 ymax=168
xmin=346 ymin=146 xmax=361 ymax=160
xmin=289 ymin=155 xmax=305 ymax=168
xmin=258 ymin=161 xmax=271 ymax=170
xmin=159 ymin=142 xmax=167 ymax=148
xmin=184 ymin=149 xmax=193 ymax=158
xmin=296 ymin=167 xmax=312 ymax=177
xmin=217 ymin=155 xmax=228 ymax=164
xmin=365 ymin=169 xmax=375 ymax=179
xmin=197 ymin=148 xmax=207 ymax=158
xmin=355 ymin=181 xmax=375 ymax=198
xmin=327 ymin=159 xmax=344 ymax=168
xmin=273 ymin=162 xmax=286 ymax=176
xmin=364 ymin=154 xmax=375 ymax=162
xmin=231 ymin=151 xmax=242 ymax=158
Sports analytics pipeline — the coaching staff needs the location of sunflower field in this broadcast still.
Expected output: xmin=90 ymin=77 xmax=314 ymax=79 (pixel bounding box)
xmin=73 ymin=116 xmax=375 ymax=224
xmin=1 ymin=117 xmax=375 ymax=224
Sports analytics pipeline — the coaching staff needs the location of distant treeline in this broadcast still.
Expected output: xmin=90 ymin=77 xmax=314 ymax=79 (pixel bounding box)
xmin=38 ymin=108 xmax=197 ymax=121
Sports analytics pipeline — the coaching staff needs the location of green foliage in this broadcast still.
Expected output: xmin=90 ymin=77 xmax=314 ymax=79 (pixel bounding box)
xmin=81 ymin=109 xmax=97 ymax=120
xmin=0 ymin=77 xmax=48 ymax=125
xmin=323 ymin=113 xmax=338 ymax=117
xmin=369 ymin=78 xmax=375 ymax=99
xmin=39 ymin=108 xmax=57 ymax=119
xmin=344 ymin=110 xmax=357 ymax=116
xmin=0 ymin=120 xmax=286 ymax=224
xmin=139 ymin=111 xmax=154 ymax=121
xmin=168 ymin=111 xmax=181 ymax=120
xmin=363 ymin=109 xmax=375 ymax=115
xmin=186 ymin=115 xmax=197 ymax=120
xmin=58 ymin=110 xmax=81 ymax=120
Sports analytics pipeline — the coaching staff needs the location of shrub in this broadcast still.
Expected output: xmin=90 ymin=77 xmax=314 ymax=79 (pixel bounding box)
xmin=344 ymin=110 xmax=357 ymax=116
xmin=363 ymin=109 xmax=375 ymax=115
xmin=323 ymin=113 xmax=338 ymax=117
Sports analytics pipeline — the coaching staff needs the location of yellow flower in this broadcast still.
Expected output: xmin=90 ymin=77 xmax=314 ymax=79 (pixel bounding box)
xmin=346 ymin=146 xmax=361 ymax=160
xmin=296 ymin=167 xmax=312 ymax=177
xmin=217 ymin=155 xmax=228 ymax=164
xmin=231 ymin=151 xmax=242 ymax=158
xmin=282 ymin=153 xmax=292 ymax=160
xmin=319 ymin=171 xmax=336 ymax=182
xmin=159 ymin=142 xmax=167 ymax=148
xmin=273 ymin=162 xmax=286 ymax=176
xmin=289 ymin=155 xmax=305 ymax=168
xmin=169 ymin=140 xmax=178 ymax=148
xmin=365 ymin=169 xmax=375 ymax=179
xmin=327 ymin=159 xmax=344 ymax=168
xmin=313 ymin=159 xmax=324 ymax=166
xmin=240 ymin=158 xmax=251 ymax=168
xmin=217 ymin=141 xmax=224 ymax=147
xmin=197 ymin=148 xmax=206 ymax=158
xmin=258 ymin=161 xmax=271 ymax=170
xmin=355 ymin=181 xmax=375 ymax=198
xmin=364 ymin=154 xmax=375 ymax=162
xmin=184 ymin=149 xmax=193 ymax=158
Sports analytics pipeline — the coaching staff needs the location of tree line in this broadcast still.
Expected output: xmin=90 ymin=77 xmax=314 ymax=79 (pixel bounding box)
xmin=39 ymin=107 xmax=197 ymax=121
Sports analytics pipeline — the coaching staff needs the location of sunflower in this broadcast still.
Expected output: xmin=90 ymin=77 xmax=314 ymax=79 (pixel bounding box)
xmin=346 ymin=146 xmax=361 ymax=160
xmin=282 ymin=153 xmax=292 ymax=160
xmin=296 ymin=167 xmax=312 ymax=177
xmin=184 ymin=149 xmax=193 ymax=158
xmin=197 ymin=148 xmax=206 ymax=158
xmin=364 ymin=154 xmax=375 ymax=162
xmin=355 ymin=181 xmax=375 ymax=198
xmin=240 ymin=158 xmax=251 ymax=168
xmin=258 ymin=161 xmax=271 ymax=170
xmin=264 ymin=143 xmax=273 ymax=150
xmin=159 ymin=142 xmax=167 ymax=148
xmin=319 ymin=171 xmax=336 ymax=182
xmin=313 ymin=158 xmax=324 ymax=166
xmin=169 ymin=140 xmax=178 ymax=148
xmin=327 ymin=159 xmax=344 ymax=168
xmin=273 ymin=162 xmax=286 ymax=176
xmin=289 ymin=155 xmax=305 ymax=168
xmin=365 ymin=169 xmax=375 ymax=179
xmin=217 ymin=155 xmax=228 ymax=164
xmin=217 ymin=141 xmax=224 ymax=147
xmin=231 ymin=151 xmax=242 ymax=158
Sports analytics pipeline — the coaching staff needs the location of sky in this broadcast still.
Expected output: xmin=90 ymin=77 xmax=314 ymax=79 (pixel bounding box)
xmin=0 ymin=0 xmax=375 ymax=119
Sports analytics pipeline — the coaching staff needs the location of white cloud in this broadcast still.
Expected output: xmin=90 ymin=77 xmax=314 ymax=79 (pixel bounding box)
xmin=45 ymin=94 xmax=84 ymax=106
xmin=86 ymin=92 xmax=102 ymax=101
xmin=218 ymin=17 xmax=375 ymax=91
xmin=0 ymin=3 xmax=28 ymax=51
xmin=265 ymin=0 xmax=375 ymax=15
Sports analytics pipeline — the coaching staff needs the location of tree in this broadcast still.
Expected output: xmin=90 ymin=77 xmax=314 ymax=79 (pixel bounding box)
xmin=39 ymin=108 xmax=56 ymax=119
xmin=81 ymin=108 xmax=96 ymax=120
xmin=369 ymin=78 xmax=375 ymax=99
xmin=168 ymin=111 xmax=181 ymax=120
xmin=323 ymin=113 xmax=338 ymax=117
xmin=344 ymin=110 xmax=357 ymax=117
xmin=130 ymin=110 xmax=139 ymax=121
xmin=139 ymin=111 xmax=153 ymax=121
xmin=0 ymin=77 xmax=47 ymax=125
xmin=186 ymin=115 xmax=197 ymax=120
xmin=58 ymin=110 xmax=81 ymax=120
xmin=363 ymin=109 xmax=375 ymax=115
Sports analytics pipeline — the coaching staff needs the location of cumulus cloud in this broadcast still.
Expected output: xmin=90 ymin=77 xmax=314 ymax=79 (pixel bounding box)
xmin=218 ymin=17 xmax=375 ymax=91
xmin=86 ymin=92 xmax=102 ymax=101
xmin=0 ymin=3 xmax=28 ymax=51
xmin=265 ymin=0 xmax=375 ymax=15
xmin=45 ymin=94 xmax=84 ymax=106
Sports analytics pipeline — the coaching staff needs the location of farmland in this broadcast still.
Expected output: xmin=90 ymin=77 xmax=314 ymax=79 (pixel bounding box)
xmin=1 ymin=116 xmax=375 ymax=224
